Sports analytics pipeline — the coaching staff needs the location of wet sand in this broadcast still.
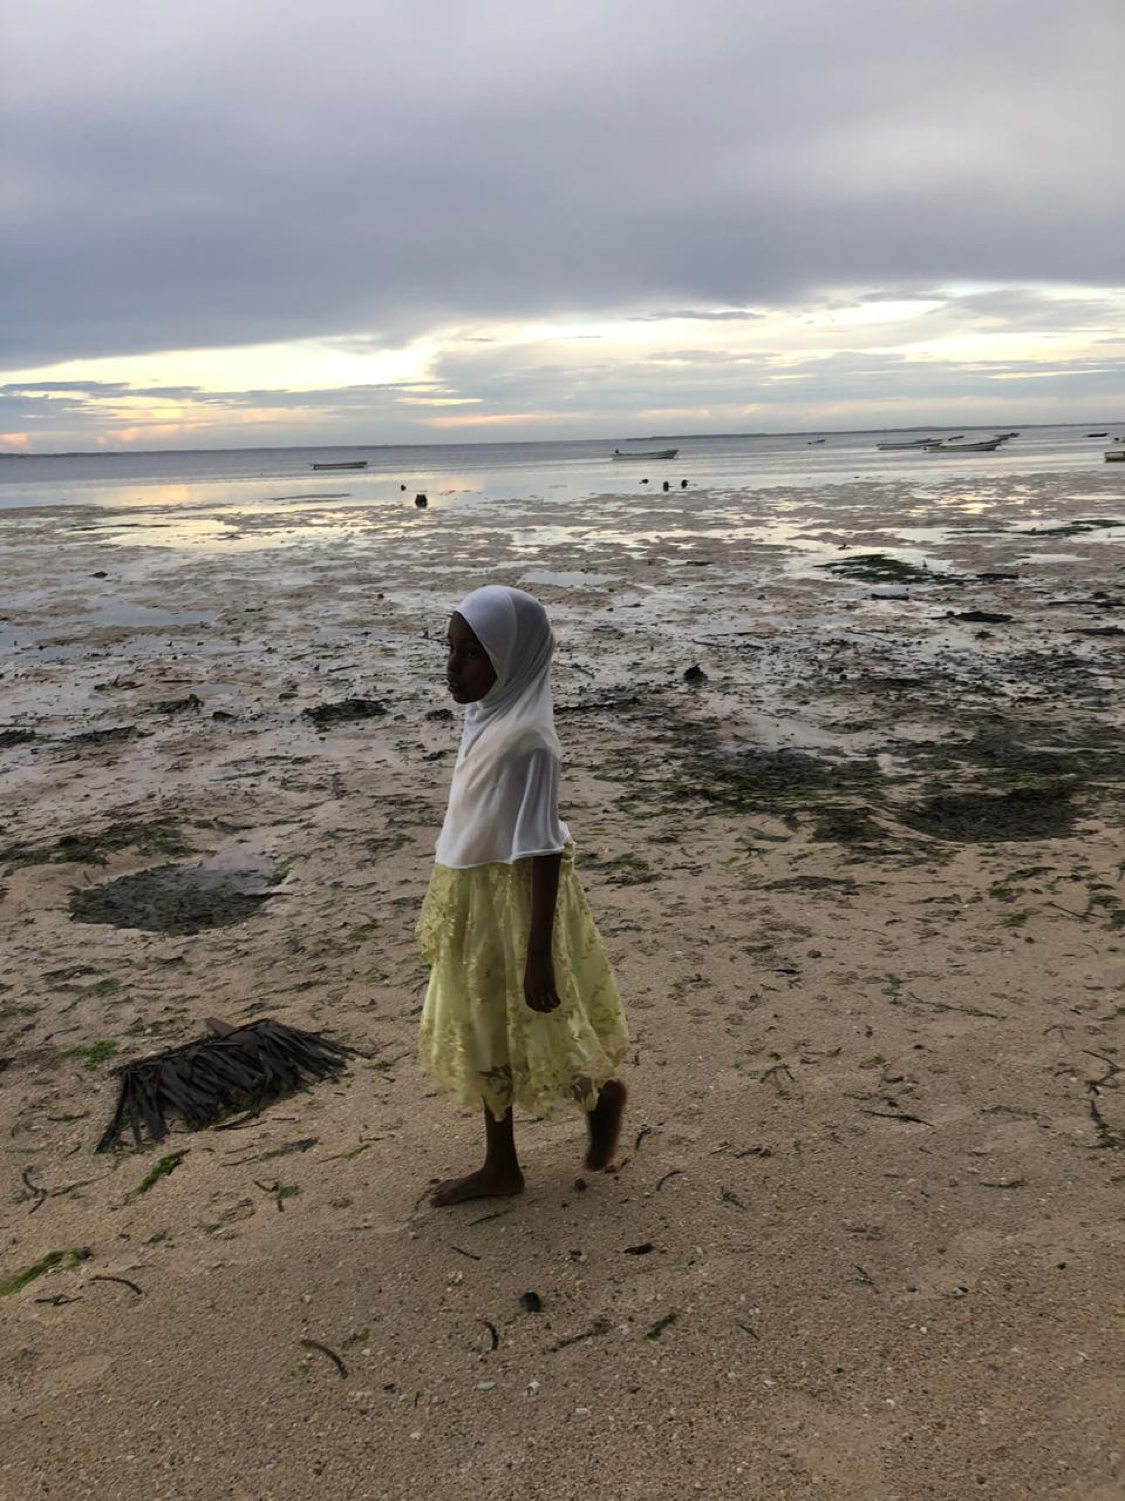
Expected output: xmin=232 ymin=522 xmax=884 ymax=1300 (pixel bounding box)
xmin=1 ymin=468 xmax=1124 ymax=1499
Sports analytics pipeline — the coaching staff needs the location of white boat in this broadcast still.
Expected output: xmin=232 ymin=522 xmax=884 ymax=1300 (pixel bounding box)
xmin=926 ymin=437 xmax=1006 ymax=453
xmin=876 ymin=437 xmax=946 ymax=450
xmin=612 ymin=447 xmax=678 ymax=460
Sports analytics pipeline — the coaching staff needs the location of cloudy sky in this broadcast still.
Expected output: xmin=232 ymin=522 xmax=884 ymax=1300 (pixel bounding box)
xmin=2 ymin=0 xmax=1123 ymax=451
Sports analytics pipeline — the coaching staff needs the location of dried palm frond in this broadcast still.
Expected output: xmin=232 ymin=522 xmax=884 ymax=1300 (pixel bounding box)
xmin=97 ymin=1017 xmax=350 ymax=1152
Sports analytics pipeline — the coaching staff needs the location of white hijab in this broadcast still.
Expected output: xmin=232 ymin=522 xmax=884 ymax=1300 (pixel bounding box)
xmin=434 ymin=585 xmax=570 ymax=869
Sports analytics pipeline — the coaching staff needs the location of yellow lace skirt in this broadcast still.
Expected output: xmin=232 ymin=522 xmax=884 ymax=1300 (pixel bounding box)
xmin=417 ymin=844 xmax=629 ymax=1122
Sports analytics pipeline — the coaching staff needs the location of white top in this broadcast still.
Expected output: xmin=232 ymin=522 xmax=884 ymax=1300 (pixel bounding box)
xmin=434 ymin=585 xmax=571 ymax=869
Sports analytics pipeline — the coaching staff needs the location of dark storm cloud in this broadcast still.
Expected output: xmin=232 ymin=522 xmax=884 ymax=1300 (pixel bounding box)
xmin=2 ymin=0 xmax=1122 ymax=371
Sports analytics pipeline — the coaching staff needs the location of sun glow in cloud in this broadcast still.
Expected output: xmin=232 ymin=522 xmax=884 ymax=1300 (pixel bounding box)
xmin=421 ymin=411 xmax=566 ymax=429
xmin=8 ymin=336 xmax=434 ymax=398
xmin=2 ymin=283 xmax=1123 ymax=450
xmin=820 ymin=298 xmax=947 ymax=327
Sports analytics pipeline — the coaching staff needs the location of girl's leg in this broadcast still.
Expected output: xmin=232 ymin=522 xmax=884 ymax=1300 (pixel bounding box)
xmin=585 ymin=1079 xmax=627 ymax=1171
xmin=431 ymin=1107 xmax=525 ymax=1207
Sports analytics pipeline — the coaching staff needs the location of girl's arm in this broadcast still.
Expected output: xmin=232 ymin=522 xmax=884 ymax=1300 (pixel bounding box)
xmin=525 ymin=851 xmax=562 ymax=1012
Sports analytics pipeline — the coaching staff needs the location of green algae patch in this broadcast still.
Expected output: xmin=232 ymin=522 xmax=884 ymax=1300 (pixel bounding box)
xmin=128 ymin=1150 xmax=188 ymax=1200
xmin=0 ymin=1248 xmax=89 ymax=1297
xmin=68 ymin=1039 xmax=119 ymax=1068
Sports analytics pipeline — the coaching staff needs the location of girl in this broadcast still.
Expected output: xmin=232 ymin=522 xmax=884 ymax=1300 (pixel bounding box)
xmin=417 ymin=585 xmax=630 ymax=1207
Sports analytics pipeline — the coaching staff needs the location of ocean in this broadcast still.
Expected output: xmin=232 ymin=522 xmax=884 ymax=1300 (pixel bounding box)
xmin=0 ymin=424 xmax=1120 ymax=516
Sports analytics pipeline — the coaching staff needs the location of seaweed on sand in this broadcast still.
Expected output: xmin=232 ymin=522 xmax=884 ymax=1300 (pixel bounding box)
xmin=0 ymin=1249 xmax=89 ymax=1297
xmin=580 ymin=851 xmax=658 ymax=885
xmin=669 ymin=738 xmax=880 ymax=813
xmin=898 ymin=781 xmax=1079 ymax=843
xmin=1017 ymin=518 xmax=1125 ymax=539
xmin=817 ymin=554 xmax=943 ymax=585
xmin=918 ymin=725 xmax=1125 ymax=792
xmin=0 ymin=729 xmax=36 ymax=750
xmin=302 ymin=698 xmax=387 ymax=727
xmin=810 ymin=806 xmax=887 ymax=846
xmin=70 ymin=864 xmax=274 ymax=935
xmin=2 ymin=817 xmax=187 ymax=873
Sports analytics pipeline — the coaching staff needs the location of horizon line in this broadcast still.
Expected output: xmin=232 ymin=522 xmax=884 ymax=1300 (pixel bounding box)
xmin=2 ymin=418 xmax=1119 ymax=460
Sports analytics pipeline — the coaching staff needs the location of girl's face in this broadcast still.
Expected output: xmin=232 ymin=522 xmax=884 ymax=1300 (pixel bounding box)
xmin=446 ymin=611 xmax=497 ymax=703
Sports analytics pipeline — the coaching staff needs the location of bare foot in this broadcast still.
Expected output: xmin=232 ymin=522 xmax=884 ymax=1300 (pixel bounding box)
xmin=430 ymin=1166 xmax=525 ymax=1208
xmin=585 ymin=1080 xmax=627 ymax=1170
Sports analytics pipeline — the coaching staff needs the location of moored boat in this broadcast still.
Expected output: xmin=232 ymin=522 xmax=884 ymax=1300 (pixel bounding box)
xmin=311 ymin=460 xmax=368 ymax=470
xmin=612 ymin=447 xmax=678 ymax=460
xmin=925 ymin=437 xmax=1006 ymax=453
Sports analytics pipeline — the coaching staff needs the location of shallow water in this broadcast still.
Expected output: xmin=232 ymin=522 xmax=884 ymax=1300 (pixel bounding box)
xmin=520 ymin=569 xmax=618 ymax=588
xmin=3 ymin=423 xmax=1121 ymax=521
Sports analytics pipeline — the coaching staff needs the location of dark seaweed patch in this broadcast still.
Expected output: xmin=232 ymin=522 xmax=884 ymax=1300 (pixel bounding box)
xmin=811 ymin=805 xmax=886 ymax=845
xmin=66 ymin=725 xmax=146 ymax=747
xmin=0 ymin=729 xmax=36 ymax=749
xmin=2 ymin=817 xmax=187 ymax=873
xmin=70 ymin=864 xmax=275 ymax=934
xmin=761 ymin=874 xmax=859 ymax=894
xmin=1018 ymin=518 xmax=1125 ymax=538
xmin=817 ymin=553 xmax=942 ymax=585
xmin=930 ymin=727 xmax=1125 ymax=784
xmin=946 ymin=610 xmax=1013 ymax=624
xmin=898 ymin=782 xmax=1078 ymax=843
xmin=581 ymin=851 xmax=658 ymax=885
xmin=302 ymin=698 xmax=387 ymax=727
xmin=671 ymin=742 xmax=879 ymax=811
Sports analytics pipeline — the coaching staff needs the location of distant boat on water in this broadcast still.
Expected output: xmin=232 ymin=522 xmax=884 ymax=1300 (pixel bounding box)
xmin=1107 ymin=438 xmax=1125 ymax=462
xmin=807 ymin=437 xmax=826 ymax=445
xmin=926 ymin=437 xmax=1006 ymax=453
xmin=612 ymin=447 xmax=678 ymax=460
xmin=876 ymin=436 xmax=955 ymax=449
xmin=1088 ymin=431 xmax=1108 ymax=438
xmin=311 ymin=460 xmax=368 ymax=470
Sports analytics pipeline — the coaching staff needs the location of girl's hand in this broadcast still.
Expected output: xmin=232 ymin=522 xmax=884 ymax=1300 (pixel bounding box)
xmin=524 ymin=947 xmax=561 ymax=1013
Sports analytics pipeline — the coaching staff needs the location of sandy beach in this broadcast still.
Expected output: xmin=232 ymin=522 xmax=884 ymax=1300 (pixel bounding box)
xmin=2 ymin=459 xmax=1124 ymax=1499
